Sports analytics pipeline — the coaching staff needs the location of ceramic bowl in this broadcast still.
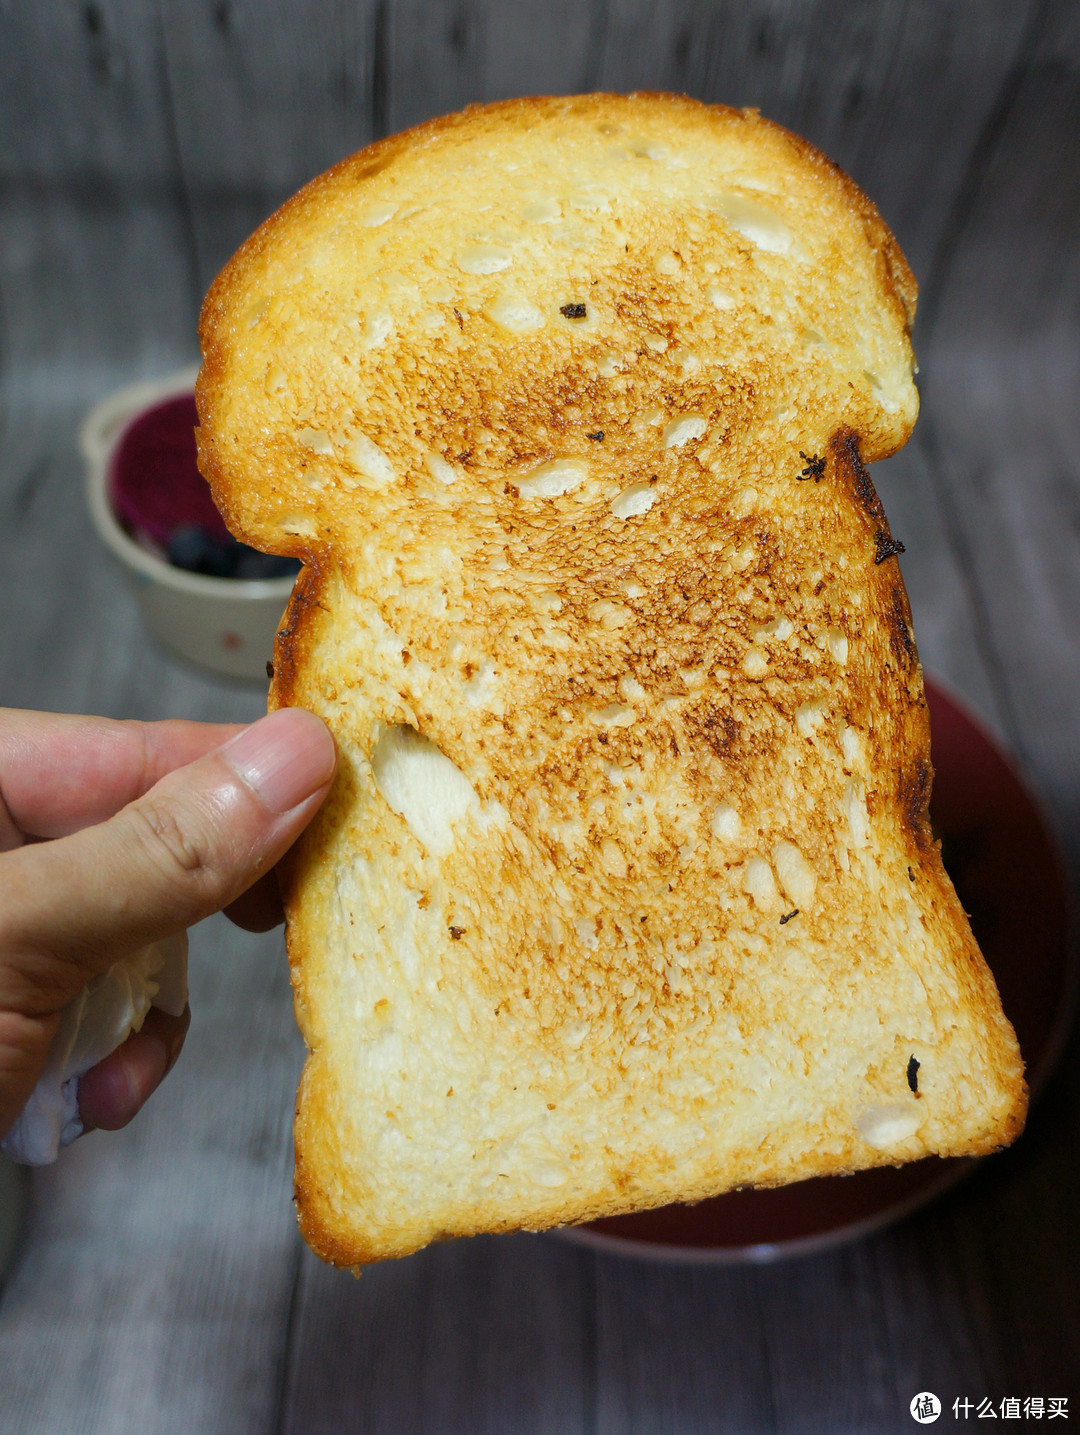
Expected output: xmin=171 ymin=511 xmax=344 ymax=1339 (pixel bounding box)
xmin=81 ymin=367 xmax=294 ymax=682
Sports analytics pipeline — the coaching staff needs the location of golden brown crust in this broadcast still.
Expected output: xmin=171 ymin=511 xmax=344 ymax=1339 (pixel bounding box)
xmin=198 ymin=93 xmax=1023 ymax=1267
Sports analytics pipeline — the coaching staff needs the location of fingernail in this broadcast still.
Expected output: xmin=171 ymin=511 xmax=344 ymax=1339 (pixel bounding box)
xmin=221 ymin=709 xmax=336 ymax=814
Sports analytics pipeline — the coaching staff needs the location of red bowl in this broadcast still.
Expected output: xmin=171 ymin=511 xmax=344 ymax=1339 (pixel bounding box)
xmin=563 ymin=680 xmax=1074 ymax=1263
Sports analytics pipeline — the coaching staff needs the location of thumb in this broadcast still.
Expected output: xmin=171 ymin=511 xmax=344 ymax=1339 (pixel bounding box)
xmin=0 ymin=707 xmax=336 ymax=1020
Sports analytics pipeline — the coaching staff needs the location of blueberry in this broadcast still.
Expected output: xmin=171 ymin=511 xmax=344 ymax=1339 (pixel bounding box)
xmin=166 ymin=525 xmax=300 ymax=580
xmin=213 ymin=537 xmax=244 ymax=578
xmin=167 ymin=524 xmax=224 ymax=575
xmin=234 ymin=546 xmax=302 ymax=580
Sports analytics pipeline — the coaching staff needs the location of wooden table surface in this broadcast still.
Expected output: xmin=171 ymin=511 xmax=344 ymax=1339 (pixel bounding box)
xmin=0 ymin=3 xmax=1077 ymax=1429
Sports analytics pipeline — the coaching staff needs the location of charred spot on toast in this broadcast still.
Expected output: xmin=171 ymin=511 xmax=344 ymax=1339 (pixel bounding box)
xmin=832 ymin=429 xmax=889 ymax=531
xmin=897 ymin=758 xmax=934 ymax=850
xmin=267 ymin=560 xmax=327 ymax=711
xmin=797 ymin=451 xmax=826 ymax=481
xmin=885 ymin=581 xmax=918 ymax=669
xmin=682 ymin=708 xmax=739 ymax=757
xmin=873 ymin=530 xmax=906 ymax=565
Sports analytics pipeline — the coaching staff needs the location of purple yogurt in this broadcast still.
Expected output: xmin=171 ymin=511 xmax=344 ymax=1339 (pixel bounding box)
xmin=108 ymin=394 xmax=231 ymax=550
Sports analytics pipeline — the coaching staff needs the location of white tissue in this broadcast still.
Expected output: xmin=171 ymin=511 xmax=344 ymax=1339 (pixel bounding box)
xmin=1 ymin=932 xmax=188 ymax=1166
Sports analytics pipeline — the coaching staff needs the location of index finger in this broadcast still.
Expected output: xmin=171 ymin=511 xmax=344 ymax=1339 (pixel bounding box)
xmin=0 ymin=709 xmax=247 ymax=846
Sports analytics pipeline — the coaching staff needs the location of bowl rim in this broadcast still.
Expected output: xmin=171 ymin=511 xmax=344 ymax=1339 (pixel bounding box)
xmin=81 ymin=366 xmax=295 ymax=601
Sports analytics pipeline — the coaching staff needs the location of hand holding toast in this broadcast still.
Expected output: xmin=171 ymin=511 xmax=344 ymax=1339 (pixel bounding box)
xmin=0 ymin=707 xmax=334 ymax=1146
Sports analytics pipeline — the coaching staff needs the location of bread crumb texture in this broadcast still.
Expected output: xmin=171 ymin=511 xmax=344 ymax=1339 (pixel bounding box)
xmin=197 ymin=94 xmax=1025 ymax=1266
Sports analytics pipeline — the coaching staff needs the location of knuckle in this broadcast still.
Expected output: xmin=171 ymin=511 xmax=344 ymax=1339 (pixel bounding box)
xmin=128 ymin=799 xmax=225 ymax=902
xmin=0 ymin=1009 xmax=52 ymax=1075
xmin=0 ymin=884 xmax=77 ymax=1017
xmin=0 ymin=903 xmax=18 ymax=957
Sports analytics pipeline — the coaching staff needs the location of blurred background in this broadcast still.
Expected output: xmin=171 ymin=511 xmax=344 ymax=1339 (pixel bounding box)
xmin=0 ymin=3 xmax=1078 ymax=1431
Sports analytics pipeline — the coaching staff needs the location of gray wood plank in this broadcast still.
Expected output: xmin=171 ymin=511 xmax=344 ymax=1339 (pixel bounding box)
xmin=914 ymin=0 xmax=1080 ymax=870
xmin=385 ymin=0 xmax=600 ymax=134
xmin=594 ymin=1256 xmax=786 ymax=1434
xmin=870 ymin=444 xmax=1009 ymax=737
xmin=280 ymin=1233 xmax=595 ymax=1434
xmin=0 ymin=1 xmax=1045 ymax=333
xmin=159 ymin=0 xmax=382 ymax=294
xmin=0 ymin=191 xmax=197 ymax=448
xmin=0 ymin=0 xmax=202 ymax=355
xmin=0 ymin=0 xmax=180 ymax=186
xmin=594 ymin=1242 xmax=907 ymax=1434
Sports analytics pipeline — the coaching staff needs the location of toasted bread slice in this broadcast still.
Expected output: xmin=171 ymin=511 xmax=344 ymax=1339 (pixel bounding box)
xmin=196 ymin=94 xmax=1026 ymax=1266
